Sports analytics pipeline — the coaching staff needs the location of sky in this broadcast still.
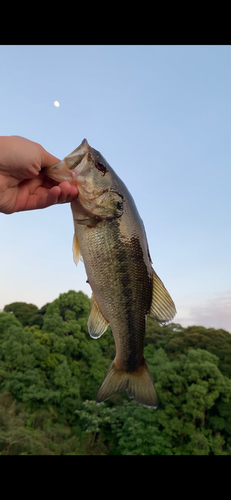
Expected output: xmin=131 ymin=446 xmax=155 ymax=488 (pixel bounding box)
xmin=0 ymin=45 xmax=230 ymax=332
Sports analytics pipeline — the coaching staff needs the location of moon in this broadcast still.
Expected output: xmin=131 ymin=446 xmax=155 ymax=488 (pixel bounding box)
xmin=54 ymin=101 xmax=60 ymax=107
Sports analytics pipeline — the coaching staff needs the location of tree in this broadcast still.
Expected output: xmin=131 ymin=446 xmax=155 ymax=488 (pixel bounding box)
xmin=0 ymin=311 xmax=22 ymax=340
xmin=147 ymin=346 xmax=231 ymax=454
xmin=2 ymin=291 xmax=231 ymax=454
xmin=0 ymin=392 xmax=85 ymax=455
xmin=45 ymin=291 xmax=90 ymax=323
xmin=4 ymin=302 xmax=39 ymax=327
xmin=76 ymin=347 xmax=231 ymax=455
xmin=0 ymin=325 xmax=49 ymax=372
xmin=27 ymin=303 xmax=51 ymax=329
xmin=155 ymin=325 xmax=231 ymax=379
xmin=0 ymin=391 xmax=32 ymax=455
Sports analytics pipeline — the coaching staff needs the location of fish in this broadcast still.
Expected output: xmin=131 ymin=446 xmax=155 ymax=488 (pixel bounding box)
xmin=44 ymin=139 xmax=176 ymax=408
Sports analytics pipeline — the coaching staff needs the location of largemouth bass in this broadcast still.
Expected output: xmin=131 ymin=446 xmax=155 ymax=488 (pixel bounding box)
xmin=44 ymin=139 xmax=176 ymax=408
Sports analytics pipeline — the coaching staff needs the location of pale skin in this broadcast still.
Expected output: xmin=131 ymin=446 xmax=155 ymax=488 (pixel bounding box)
xmin=0 ymin=136 xmax=78 ymax=214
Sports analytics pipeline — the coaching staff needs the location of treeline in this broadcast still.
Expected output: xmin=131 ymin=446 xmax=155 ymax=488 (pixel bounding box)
xmin=0 ymin=290 xmax=231 ymax=455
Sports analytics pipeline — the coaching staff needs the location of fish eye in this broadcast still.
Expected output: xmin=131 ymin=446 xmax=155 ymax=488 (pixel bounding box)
xmin=95 ymin=161 xmax=107 ymax=176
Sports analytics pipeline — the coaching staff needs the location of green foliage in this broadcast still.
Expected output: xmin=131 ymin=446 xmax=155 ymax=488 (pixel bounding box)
xmin=0 ymin=392 xmax=85 ymax=455
xmin=148 ymin=323 xmax=231 ymax=379
xmin=27 ymin=303 xmax=50 ymax=329
xmin=76 ymin=346 xmax=230 ymax=455
xmin=0 ymin=290 xmax=231 ymax=455
xmin=0 ymin=311 xmax=22 ymax=339
xmin=4 ymin=302 xmax=38 ymax=327
xmin=1 ymin=325 xmax=48 ymax=370
xmin=45 ymin=290 xmax=90 ymax=323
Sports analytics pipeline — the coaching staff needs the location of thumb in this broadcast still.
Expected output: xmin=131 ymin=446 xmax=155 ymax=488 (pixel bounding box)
xmin=39 ymin=145 xmax=61 ymax=168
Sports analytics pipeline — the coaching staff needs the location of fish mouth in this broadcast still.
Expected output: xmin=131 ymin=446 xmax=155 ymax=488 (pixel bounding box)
xmin=64 ymin=138 xmax=90 ymax=170
xmin=43 ymin=138 xmax=90 ymax=183
xmin=43 ymin=160 xmax=77 ymax=183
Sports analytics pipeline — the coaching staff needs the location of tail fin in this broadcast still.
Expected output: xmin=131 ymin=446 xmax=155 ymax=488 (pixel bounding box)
xmin=96 ymin=359 xmax=158 ymax=409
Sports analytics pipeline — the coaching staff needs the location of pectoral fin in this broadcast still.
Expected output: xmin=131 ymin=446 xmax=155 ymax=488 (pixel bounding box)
xmin=72 ymin=233 xmax=83 ymax=265
xmin=149 ymin=270 xmax=176 ymax=323
xmin=88 ymin=294 xmax=109 ymax=339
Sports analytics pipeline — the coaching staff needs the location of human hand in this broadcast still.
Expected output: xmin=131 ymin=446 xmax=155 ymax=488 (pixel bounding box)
xmin=0 ymin=136 xmax=78 ymax=214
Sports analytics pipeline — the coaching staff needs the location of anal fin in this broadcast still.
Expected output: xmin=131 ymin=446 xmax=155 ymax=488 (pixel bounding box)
xmin=149 ymin=269 xmax=176 ymax=323
xmin=88 ymin=293 xmax=109 ymax=339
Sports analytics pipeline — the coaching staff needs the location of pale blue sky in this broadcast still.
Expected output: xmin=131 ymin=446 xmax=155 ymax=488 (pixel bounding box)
xmin=0 ymin=45 xmax=231 ymax=331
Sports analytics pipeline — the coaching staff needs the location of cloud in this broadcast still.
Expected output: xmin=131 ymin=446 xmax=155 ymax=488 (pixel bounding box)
xmin=176 ymin=291 xmax=231 ymax=332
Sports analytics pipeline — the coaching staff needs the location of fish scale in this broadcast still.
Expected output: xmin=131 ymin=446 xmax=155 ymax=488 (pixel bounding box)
xmin=77 ymin=221 xmax=151 ymax=371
